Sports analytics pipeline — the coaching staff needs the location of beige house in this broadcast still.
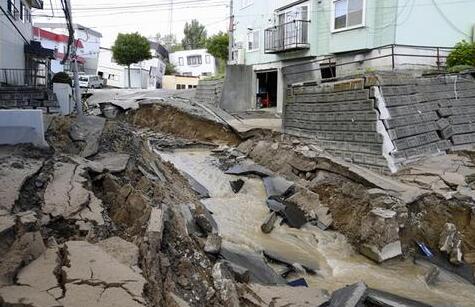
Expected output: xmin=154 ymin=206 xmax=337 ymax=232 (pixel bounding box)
xmin=162 ymin=75 xmax=199 ymax=90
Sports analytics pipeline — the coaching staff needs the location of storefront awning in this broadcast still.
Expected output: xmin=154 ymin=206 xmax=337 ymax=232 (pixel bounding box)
xmin=24 ymin=41 xmax=55 ymax=58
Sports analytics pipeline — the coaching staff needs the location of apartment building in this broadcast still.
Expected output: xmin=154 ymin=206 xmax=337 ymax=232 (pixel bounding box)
xmin=228 ymin=0 xmax=475 ymax=113
xmin=169 ymin=49 xmax=217 ymax=77
xmin=0 ymin=0 xmax=54 ymax=86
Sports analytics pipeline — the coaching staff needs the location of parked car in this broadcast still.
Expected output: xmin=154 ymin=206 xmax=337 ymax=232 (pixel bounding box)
xmin=78 ymin=75 xmax=103 ymax=88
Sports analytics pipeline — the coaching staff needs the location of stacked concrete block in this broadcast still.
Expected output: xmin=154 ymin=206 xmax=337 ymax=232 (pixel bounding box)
xmin=417 ymin=74 xmax=475 ymax=150
xmin=0 ymin=86 xmax=58 ymax=109
xmin=283 ymin=72 xmax=475 ymax=173
xmin=195 ymin=80 xmax=224 ymax=106
xmin=284 ymin=78 xmax=390 ymax=172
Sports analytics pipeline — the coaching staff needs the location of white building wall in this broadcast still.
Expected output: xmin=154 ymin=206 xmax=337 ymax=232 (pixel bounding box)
xmin=169 ymin=49 xmax=217 ymax=77
xmin=33 ymin=23 xmax=102 ymax=75
xmin=0 ymin=0 xmax=34 ymax=69
xmin=97 ymin=48 xmax=165 ymax=89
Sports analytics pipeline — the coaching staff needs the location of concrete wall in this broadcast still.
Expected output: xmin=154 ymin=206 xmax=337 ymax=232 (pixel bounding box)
xmin=220 ymin=65 xmax=254 ymax=112
xmin=283 ymin=72 xmax=475 ymax=173
xmin=0 ymin=110 xmax=46 ymax=147
xmin=163 ymin=75 xmax=199 ymax=90
xmin=0 ymin=0 xmax=34 ymax=69
xmin=195 ymin=80 xmax=224 ymax=106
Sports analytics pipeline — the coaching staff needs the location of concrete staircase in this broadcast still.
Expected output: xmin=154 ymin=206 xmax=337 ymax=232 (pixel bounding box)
xmin=0 ymin=86 xmax=58 ymax=111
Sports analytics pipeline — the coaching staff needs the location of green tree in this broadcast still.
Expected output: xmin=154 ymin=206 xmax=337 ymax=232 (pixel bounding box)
xmin=112 ymin=33 xmax=152 ymax=88
xmin=206 ymin=32 xmax=229 ymax=60
xmin=446 ymin=40 xmax=475 ymax=68
xmin=165 ymin=61 xmax=176 ymax=75
xmin=154 ymin=33 xmax=183 ymax=52
xmin=181 ymin=20 xmax=207 ymax=50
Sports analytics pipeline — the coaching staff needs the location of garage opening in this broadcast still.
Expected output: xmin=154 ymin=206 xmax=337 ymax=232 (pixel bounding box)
xmin=256 ymin=70 xmax=278 ymax=109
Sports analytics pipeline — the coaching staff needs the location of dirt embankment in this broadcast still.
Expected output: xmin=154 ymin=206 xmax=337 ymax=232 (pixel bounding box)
xmin=129 ymin=104 xmax=241 ymax=146
xmin=237 ymin=136 xmax=475 ymax=264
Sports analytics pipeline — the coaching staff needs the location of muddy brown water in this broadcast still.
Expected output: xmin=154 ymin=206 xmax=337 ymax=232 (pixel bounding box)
xmin=158 ymin=148 xmax=475 ymax=306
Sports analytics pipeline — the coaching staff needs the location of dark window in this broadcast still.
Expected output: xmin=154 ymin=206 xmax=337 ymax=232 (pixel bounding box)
xmin=187 ymin=55 xmax=202 ymax=65
xmin=20 ymin=2 xmax=24 ymax=21
xmin=320 ymin=63 xmax=336 ymax=80
xmin=176 ymin=84 xmax=181 ymax=90
xmin=7 ymin=0 xmax=13 ymax=14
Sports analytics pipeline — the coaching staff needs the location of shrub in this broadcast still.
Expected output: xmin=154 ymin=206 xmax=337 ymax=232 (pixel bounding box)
xmin=52 ymin=72 xmax=72 ymax=86
xmin=446 ymin=40 xmax=475 ymax=68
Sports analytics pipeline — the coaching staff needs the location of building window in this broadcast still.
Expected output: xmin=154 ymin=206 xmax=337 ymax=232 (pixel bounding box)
xmin=247 ymin=30 xmax=259 ymax=51
xmin=178 ymin=57 xmax=184 ymax=66
xmin=187 ymin=55 xmax=202 ymax=65
xmin=7 ymin=0 xmax=13 ymax=14
xmin=19 ymin=2 xmax=24 ymax=21
xmin=205 ymin=55 xmax=211 ymax=64
xmin=333 ymin=0 xmax=365 ymax=31
xmin=241 ymin=0 xmax=253 ymax=9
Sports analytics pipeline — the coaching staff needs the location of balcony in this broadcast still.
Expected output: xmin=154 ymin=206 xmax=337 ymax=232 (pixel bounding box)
xmin=264 ymin=20 xmax=310 ymax=54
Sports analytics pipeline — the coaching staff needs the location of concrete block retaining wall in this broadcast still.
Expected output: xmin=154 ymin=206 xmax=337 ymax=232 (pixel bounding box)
xmin=284 ymin=72 xmax=475 ymax=173
xmin=195 ymin=80 xmax=224 ymax=106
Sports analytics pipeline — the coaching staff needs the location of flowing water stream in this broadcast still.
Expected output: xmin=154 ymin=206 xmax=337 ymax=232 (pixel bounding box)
xmin=158 ymin=148 xmax=475 ymax=306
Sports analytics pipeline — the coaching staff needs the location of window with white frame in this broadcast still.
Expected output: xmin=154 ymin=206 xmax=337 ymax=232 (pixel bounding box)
xmin=333 ymin=0 xmax=365 ymax=31
xmin=178 ymin=57 xmax=184 ymax=66
xmin=247 ymin=30 xmax=259 ymax=51
xmin=241 ymin=0 xmax=253 ymax=9
xmin=187 ymin=55 xmax=202 ymax=65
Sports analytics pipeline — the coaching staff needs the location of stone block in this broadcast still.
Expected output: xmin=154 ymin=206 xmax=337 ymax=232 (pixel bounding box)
xmin=452 ymin=132 xmax=475 ymax=145
xmin=383 ymin=112 xmax=439 ymax=129
xmin=384 ymin=94 xmax=423 ymax=107
xmin=388 ymin=122 xmax=438 ymax=140
xmin=393 ymin=131 xmax=441 ymax=150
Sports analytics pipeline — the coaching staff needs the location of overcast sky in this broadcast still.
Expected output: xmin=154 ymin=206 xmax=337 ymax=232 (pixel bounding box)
xmin=33 ymin=0 xmax=230 ymax=47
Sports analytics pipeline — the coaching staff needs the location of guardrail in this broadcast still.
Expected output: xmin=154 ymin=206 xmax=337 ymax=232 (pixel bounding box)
xmin=0 ymin=69 xmax=48 ymax=87
xmin=283 ymin=44 xmax=456 ymax=78
xmin=264 ymin=20 xmax=310 ymax=54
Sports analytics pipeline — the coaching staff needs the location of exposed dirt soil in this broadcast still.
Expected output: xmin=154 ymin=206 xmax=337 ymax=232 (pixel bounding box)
xmin=129 ymin=104 xmax=241 ymax=146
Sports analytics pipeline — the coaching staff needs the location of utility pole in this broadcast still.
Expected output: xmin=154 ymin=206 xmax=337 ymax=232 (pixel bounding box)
xmin=228 ymin=0 xmax=234 ymax=62
xmin=65 ymin=0 xmax=83 ymax=118
xmin=169 ymin=0 xmax=173 ymax=36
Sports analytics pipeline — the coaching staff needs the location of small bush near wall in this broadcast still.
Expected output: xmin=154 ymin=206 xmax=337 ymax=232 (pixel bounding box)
xmin=446 ymin=40 xmax=475 ymax=68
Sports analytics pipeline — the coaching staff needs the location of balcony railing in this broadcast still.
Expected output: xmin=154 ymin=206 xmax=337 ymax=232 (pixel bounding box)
xmin=0 ymin=69 xmax=47 ymax=87
xmin=264 ymin=20 xmax=310 ymax=54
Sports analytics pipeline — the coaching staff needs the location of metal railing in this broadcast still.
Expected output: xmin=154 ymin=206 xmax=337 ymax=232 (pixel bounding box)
xmin=0 ymin=69 xmax=47 ymax=87
xmin=265 ymin=20 xmax=310 ymax=54
xmin=283 ymin=44 xmax=456 ymax=78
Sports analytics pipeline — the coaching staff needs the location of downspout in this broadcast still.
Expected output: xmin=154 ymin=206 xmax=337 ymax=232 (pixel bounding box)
xmin=393 ymin=0 xmax=399 ymax=45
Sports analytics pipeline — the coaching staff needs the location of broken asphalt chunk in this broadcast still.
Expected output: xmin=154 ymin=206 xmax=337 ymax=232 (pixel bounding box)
xmin=366 ymin=288 xmax=432 ymax=307
xmin=263 ymin=176 xmax=294 ymax=198
xmin=230 ymin=179 xmax=245 ymax=193
xmin=321 ymin=282 xmax=368 ymax=307
xmin=266 ymin=197 xmax=286 ymax=213
xmin=69 ymin=116 xmax=106 ymax=158
xmin=263 ymin=249 xmax=319 ymax=274
xmin=182 ymin=172 xmax=210 ymax=199
xmin=225 ymin=162 xmax=273 ymax=177
xmin=219 ymin=246 xmax=286 ymax=285
xmin=283 ymin=202 xmax=307 ymax=229
xmin=288 ymin=278 xmax=308 ymax=287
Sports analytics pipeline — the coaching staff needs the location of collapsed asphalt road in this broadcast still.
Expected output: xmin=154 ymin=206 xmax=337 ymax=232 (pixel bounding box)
xmin=2 ymin=94 xmax=475 ymax=306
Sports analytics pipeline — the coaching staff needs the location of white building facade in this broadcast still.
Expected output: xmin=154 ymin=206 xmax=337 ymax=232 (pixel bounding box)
xmin=97 ymin=47 xmax=166 ymax=89
xmin=0 ymin=0 xmax=43 ymax=69
xmin=169 ymin=49 xmax=217 ymax=77
xmin=33 ymin=23 xmax=102 ymax=75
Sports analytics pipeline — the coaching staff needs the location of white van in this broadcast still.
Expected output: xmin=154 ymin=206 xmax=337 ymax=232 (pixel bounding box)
xmin=79 ymin=75 xmax=103 ymax=88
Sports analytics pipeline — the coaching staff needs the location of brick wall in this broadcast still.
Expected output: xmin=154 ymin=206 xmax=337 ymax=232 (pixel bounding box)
xmin=284 ymin=72 xmax=475 ymax=173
